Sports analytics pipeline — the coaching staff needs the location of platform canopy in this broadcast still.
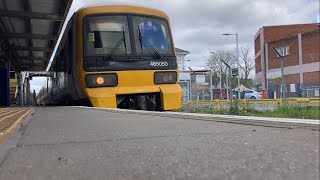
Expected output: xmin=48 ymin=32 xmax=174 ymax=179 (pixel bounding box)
xmin=0 ymin=0 xmax=73 ymax=71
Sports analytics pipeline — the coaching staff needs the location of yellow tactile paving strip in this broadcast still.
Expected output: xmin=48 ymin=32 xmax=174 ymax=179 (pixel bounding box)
xmin=0 ymin=107 xmax=32 ymax=144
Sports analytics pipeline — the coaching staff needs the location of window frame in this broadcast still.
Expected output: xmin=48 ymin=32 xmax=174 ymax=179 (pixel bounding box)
xmin=276 ymin=46 xmax=290 ymax=57
xmin=131 ymin=15 xmax=174 ymax=56
xmin=83 ymin=13 xmax=175 ymax=58
xmin=83 ymin=14 xmax=133 ymax=57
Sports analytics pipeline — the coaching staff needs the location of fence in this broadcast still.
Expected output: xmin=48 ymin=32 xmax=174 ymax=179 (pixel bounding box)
xmin=179 ymin=71 xmax=320 ymax=101
xmin=272 ymin=83 xmax=320 ymax=98
xmin=178 ymin=70 xmax=234 ymax=102
xmin=182 ymin=98 xmax=320 ymax=111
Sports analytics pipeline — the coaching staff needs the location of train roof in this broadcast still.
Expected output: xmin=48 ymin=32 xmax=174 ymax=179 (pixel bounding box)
xmin=76 ymin=4 xmax=169 ymax=20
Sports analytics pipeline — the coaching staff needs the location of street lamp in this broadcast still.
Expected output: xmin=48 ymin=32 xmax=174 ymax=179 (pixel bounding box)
xmin=186 ymin=59 xmax=191 ymax=70
xmin=220 ymin=59 xmax=233 ymax=106
xmin=182 ymin=58 xmax=191 ymax=71
xmin=222 ymin=33 xmax=240 ymax=100
xmin=271 ymin=47 xmax=286 ymax=106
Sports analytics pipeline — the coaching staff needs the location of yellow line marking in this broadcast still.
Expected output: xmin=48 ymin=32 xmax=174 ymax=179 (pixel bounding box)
xmin=0 ymin=108 xmax=20 ymax=113
xmin=0 ymin=108 xmax=24 ymax=116
xmin=0 ymin=108 xmax=28 ymax=122
xmin=0 ymin=108 xmax=32 ymax=136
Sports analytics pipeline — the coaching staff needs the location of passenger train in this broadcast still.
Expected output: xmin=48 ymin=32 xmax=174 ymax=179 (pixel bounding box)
xmin=39 ymin=5 xmax=182 ymax=111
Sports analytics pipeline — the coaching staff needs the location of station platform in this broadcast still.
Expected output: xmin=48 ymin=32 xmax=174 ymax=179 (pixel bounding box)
xmin=0 ymin=107 xmax=319 ymax=179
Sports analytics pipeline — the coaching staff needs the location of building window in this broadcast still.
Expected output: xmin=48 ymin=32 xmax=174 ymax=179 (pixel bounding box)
xmin=285 ymin=46 xmax=290 ymax=56
xmin=276 ymin=46 xmax=290 ymax=57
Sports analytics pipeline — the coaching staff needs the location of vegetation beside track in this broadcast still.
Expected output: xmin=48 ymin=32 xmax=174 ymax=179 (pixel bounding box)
xmin=177 ymin=103 xmax=320 ymax=120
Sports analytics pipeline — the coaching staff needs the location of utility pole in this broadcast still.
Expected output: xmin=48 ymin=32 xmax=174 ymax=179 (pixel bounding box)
xmin=222 ymin=33 xmax=240 ymax=100
xmin=236 ymin=33 xmax=240 ymax=100
xmin=271 ymin=47 xmax=286 ymax=106
xmin=220 ymin=54 xmax=223 ymax=99
xmin=210 ymin=70 xmax=213 ymax=101
xmin=226 ymin=69 xmax=229 ymax=100
xmin=221 ymin=59 xmax=233 ymax=106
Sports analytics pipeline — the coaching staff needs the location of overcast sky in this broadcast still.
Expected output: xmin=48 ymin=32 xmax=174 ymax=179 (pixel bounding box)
xmin=31 ymin=0 xmax=319 ymax=92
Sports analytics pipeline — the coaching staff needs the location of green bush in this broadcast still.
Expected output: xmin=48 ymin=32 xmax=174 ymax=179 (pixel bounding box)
xmin=275 ymin=106 xmax=320 ymax=119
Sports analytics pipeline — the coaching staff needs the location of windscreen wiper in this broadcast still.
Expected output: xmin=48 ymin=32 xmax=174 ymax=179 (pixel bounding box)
xmin=108 ymin=26 xmax=128 ymax=58
xmin=138 ymin=25 xmax=161 ymax=58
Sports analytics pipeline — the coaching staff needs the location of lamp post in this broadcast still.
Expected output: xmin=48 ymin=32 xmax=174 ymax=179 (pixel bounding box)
xmin=220 ymin=59 xmax=233 ymax=106
xmin=183 ymin=59 xmax=191 ymax=67
xmin=210 ymin=69 xmax=213 ymax=101
xmin=182 ymin=57 xmax=191 ymax=71
xmin=219 ymin=54 xmax=223 ymax=99
xmin=186 ymin=60 xmax=192 ymax=101
xmin=222 ymin=33 xmax=240 ymax=100
xmin=271 ymin=47 xmax=286 ymax=106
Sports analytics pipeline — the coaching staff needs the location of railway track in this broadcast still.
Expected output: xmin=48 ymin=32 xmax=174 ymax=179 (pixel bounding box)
xmin=0 ymin=107 xmax=32 ymax=143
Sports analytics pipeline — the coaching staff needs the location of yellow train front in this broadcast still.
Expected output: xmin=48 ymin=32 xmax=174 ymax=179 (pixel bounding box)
xmin=46 ymin=5 xmax=182 ymax=111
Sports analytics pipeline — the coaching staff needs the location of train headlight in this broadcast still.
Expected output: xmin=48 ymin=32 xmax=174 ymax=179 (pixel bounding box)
xmin=96 ymin=76 xmax=105 ymax=85
xmin=85 ymin=73 xmax=118 ymax=88
xmin=154 ymin=72 xmax=177 ymax=84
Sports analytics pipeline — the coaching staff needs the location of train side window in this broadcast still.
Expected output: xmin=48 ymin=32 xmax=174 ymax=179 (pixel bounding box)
xmin=10 ymin=72 xmax=15 ymax=79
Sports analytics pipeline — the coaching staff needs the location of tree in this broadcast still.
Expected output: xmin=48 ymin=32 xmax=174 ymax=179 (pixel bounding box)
xmin=206 ymin=50 xmax=236 ymax=86
xmin=207 ymin=47 xmax=255 ymax=89
xmin=238 ymin=46 xmax=255 ymax=80
xmin=207 ymin=50 xmax=235 ymax=74
xmin=229 ymin=46 xmax=255 ymax=80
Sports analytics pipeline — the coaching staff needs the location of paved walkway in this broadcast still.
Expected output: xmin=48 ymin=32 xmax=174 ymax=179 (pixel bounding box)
xmin=0 ymin=107 xmax=319 ymax=179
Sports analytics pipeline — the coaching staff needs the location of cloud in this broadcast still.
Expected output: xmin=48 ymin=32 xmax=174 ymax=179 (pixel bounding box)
xmin=160 ymin=0 xmax=319 ymax=67
xmin=68 ymin=0 xmax=320 ymax=67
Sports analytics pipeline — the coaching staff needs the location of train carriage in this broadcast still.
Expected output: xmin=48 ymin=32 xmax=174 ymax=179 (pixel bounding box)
xmin=43 ymin=5 xmax=182 ymax=110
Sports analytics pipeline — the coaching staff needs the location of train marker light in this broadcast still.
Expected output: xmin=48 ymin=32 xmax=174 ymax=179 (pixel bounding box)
xmin=86 ymin=73 xmax=118 ymax=88
xmin=96 ymin=76 xmax=105 ymax=85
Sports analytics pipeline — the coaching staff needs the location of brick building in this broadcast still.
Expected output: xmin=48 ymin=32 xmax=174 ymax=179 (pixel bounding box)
xmin=254 ymin=23 xmax=320 ymax=98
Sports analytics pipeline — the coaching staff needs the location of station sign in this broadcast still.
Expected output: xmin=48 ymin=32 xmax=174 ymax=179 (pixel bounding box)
xmin=232 ymin=68 xmax=238 ymax=77
xmin=179 ymin=72 xmax=191 ymax=81
xmin=267 ymin=71 xmax=281 ymax=79
xmin=196 ymin=75 xmax=205 ymax=84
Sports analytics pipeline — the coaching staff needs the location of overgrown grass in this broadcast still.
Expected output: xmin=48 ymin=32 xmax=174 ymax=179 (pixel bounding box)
xmin=274 ymin=106 xmax=319 ymax=119
xmin=177 ymin=105 xmax=320 ymax=120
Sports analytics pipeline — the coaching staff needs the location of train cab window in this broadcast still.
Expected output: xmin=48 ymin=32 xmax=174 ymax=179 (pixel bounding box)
xmin=84 ymin=15 xmax=131 ymax=56
xmin=132 ymin=16 xmax=173 ymax=56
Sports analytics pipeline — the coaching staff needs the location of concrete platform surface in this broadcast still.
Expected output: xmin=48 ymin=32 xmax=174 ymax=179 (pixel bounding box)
xmin=0 ymin=107 xmax=319 ymax=180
